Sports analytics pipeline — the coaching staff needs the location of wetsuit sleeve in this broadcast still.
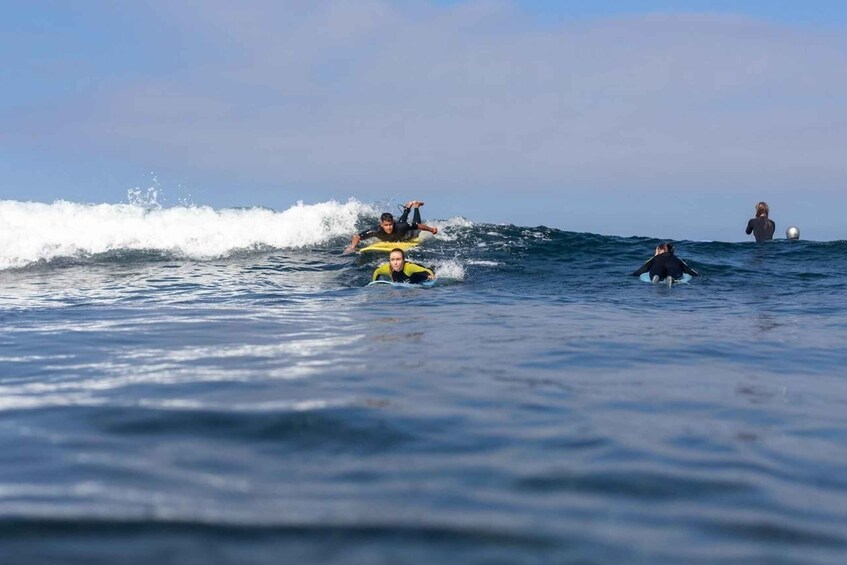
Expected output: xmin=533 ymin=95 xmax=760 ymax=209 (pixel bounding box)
xmin=745 ymin=219 xmax=754 ymax=235
xmin=631 ymin=257 xmax=654 ymax=277
xmin=372 ymin=263 xmax=391 ymax=281
xmin=359 ymin=227 xmax=380 ymax=240
xmin=404 ymin=262 xmax=434 ymax=283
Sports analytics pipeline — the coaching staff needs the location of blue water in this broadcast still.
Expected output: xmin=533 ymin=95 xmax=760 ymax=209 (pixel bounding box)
xmin=2 ymin=206 xmax=847 ymax=564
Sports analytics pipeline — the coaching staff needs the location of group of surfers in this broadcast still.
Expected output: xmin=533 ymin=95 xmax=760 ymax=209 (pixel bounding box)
xmin=346 ymin=199 xmax=780 ymax=286
xmin=343 ymin=200 xmax=437 ymax=284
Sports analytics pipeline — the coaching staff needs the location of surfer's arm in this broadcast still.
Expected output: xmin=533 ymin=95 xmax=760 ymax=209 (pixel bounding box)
xmin=408 ymin=271 xmax=434 ymax=284
xmin=406 ymin=263 xmax=435 ymax=280
xmin=344 ymin=234 xmax=362 ymax=254
xmin=630 ymin=257 xmax=654 ymax=277
xmin=345 ymin=228 xmax=380 ymax=253
xmin=414 ymin=223 xmax=438 ymax=235
xmin=745 ymin=219 xmax=754 ymax=235
xmin=372 ymin=264 xmax=391 ymax=281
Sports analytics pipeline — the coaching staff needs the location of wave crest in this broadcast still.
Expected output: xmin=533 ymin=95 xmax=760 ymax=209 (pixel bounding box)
xmin=0 ymin=199 xmax=373 ymax=270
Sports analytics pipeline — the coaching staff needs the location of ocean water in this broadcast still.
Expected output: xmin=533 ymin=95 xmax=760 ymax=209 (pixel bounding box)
xmin=2 ymin=199 xmax=846 ymax=564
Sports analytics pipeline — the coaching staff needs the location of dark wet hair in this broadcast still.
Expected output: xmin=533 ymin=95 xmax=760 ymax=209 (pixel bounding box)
xmin=380 ymin=212 xmax=394 ymax=222
xmin=665 ymin=242 xmax=675 ymax=254
xmin=389 ymin=248 xmax=405 ymax=260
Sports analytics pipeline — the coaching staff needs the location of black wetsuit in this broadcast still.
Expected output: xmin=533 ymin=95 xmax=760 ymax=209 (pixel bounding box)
xmin=631 ymin=253 xmax=700 ymax=280
xmin=358 ymin=207 xmax=423 ymax=242
xmin=745 ymin=216 xmax=775 ymax=242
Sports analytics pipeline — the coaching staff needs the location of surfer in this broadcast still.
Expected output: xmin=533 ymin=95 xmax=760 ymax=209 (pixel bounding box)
xmin=631 ymin=242 xmax=700 ymax=282
xmin=344 ymin=201 xmax=438 ymax=254
xmin=745 ymin=201 xmax=775 ymax=242
xmin=372 ymin=248 xmax=435 ymax=284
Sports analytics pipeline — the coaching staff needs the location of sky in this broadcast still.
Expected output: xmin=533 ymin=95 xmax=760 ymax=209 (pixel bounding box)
xmin=2 ymin=0 xmax=846 ymax=241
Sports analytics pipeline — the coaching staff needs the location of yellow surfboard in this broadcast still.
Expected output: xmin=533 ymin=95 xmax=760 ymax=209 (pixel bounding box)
xmin=359 ymin=238 xmax=421 ymax=254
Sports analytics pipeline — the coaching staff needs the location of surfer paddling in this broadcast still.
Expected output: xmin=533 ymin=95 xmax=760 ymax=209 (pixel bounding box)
xmin=372 ymin=249 xmax=435 ymax=284
xmin=631 ymin=242 xmax=700 ymax=283
xmin=344 ymin=201 xmax=438 ymax=254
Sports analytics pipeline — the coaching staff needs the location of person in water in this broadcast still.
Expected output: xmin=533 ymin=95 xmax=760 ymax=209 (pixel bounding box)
xmin=745 ymin=201 xmax=775 ymax=242
xmin=372 ymin=248 xmax=435 ymax=284
xmin=631 ymin=242 xmax=700 ymax=283
xmin=344 ymin=201 xmax=438 ymax=253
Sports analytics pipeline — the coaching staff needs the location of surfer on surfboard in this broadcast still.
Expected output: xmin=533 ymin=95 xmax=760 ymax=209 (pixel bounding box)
xmin=344 ymin=201 xmax=438 ymax=254
xmin=631 ymin=242 xmax=700 ymax=284
xmin=372 ymin=248 xmax=435 ymax=284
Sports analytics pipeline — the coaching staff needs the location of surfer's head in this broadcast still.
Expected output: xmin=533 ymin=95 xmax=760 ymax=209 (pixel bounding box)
xmin=380 ymin=212 xmax=395 ymax=233
xmin=755 ymin=201 xmax=769 ymax=218
xmin=654 ymin=243 xmax=668 ymax=256
xmin=389 ymin=249 xmax=406 ymax=272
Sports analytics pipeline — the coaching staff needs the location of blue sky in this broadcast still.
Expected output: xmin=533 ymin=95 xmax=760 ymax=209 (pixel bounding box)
xmin=2 ymin=1 xmax=846 ymax=240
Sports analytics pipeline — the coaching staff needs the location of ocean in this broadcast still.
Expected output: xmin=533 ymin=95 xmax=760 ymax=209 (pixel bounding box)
xmin=2 ymin=199 xmax=846 ymax=564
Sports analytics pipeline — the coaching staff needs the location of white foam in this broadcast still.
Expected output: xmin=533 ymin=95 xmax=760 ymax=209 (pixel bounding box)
xmin=426 ymin=216 xmax=474 ymax=242
xmin=0 ymin=199 xmax=376 ymax=270
xmin=467 ymin=260 xmax=500 ymax=266
xmin=432 ymin=259 xmax=466 ymax=281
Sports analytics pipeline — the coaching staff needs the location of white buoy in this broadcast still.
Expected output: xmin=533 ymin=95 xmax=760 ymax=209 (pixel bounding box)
xmin=786 ymin=226 xmax=800 ymax=240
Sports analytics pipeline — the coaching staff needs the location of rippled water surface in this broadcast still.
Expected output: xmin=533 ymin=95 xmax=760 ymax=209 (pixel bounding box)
xmin=2 ymin=203 xmax=847 ymax=564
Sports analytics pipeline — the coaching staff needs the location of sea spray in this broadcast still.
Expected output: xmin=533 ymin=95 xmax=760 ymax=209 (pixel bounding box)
xmin=0 ymin=199 xmax=374 ymax=270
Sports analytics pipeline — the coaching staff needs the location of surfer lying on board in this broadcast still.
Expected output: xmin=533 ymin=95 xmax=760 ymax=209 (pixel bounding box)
xmin=344 ymin=201 xmax=438 ymax=254
xmin=631 ymin=242 xmax=700 ymax=282
xmin=372 ymin=248 xmax=435 ymax=284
